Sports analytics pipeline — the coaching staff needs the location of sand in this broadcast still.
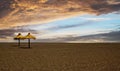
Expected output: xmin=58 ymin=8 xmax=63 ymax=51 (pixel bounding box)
xmin=0 ymin=43 xmax=120 ymax=71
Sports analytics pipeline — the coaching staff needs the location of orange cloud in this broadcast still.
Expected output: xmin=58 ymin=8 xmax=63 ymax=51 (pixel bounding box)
xmin=0 ymin=0 xmax=120 ymax=29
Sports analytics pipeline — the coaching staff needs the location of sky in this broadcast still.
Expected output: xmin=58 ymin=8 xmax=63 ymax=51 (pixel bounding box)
xmin=0 ymin=0 xmax=120 ymax=42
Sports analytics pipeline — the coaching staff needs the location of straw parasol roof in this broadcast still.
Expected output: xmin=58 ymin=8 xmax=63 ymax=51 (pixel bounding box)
xmin=14 ymin=33 xmax=25 ymax=47
xmin=24 ymin=33 xmax=36 ymax=48
xmin=14 ymin=33 xmax=24 ymax=40
xmin=24 ymin=33 xmax=36 ymax=39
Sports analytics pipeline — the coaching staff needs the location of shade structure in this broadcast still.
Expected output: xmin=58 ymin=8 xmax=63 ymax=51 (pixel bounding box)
xmin=24 ymin=33 xmax=36 ymax=39
xmin=14 ymin=33 xmax=24 ymax=40
xmin=14 ymin=33 xmax=24 ymax=47
xmin=24 ymin=33 xmax=36 ymax=48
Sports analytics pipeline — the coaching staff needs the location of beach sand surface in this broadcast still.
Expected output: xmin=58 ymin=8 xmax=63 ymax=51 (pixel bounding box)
xmin=0 ymin=43 xmax=120 ymax=71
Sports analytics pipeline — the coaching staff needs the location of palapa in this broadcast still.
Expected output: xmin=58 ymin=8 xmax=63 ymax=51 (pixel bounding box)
xmin=24 ymin=33 xmax=36 ymax=48
xmin=14 ymin=33 xmax=24 ymax=47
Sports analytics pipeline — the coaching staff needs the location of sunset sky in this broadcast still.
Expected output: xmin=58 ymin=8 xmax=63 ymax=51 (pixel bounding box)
xmin=0 ymin=0 xmax=120 ymax=42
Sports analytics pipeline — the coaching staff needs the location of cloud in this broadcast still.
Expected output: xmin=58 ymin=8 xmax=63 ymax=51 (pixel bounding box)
xmin=35 ymin=31 xmax=120 ymax=42
xmin=46 ymin=21 xmax=94 ymax=31
xmin=0 ymin=28 xmax=37 ymax=38
xmin=107 ymin=0 xmax=120 ymax=4
xmin=84 ymin=18 xmax=111 ymax=21
xmin=0 ymin=26 xmax=120 ymax=42
xmin=65 ymin=31 xmax=120 ymax=42
xmin=0 ymin=0 xmax=120 ymax=29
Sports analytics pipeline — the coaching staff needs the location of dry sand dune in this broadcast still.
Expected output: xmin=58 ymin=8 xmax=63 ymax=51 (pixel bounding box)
xmin=0 ymin=43 xmax=120 ymax=71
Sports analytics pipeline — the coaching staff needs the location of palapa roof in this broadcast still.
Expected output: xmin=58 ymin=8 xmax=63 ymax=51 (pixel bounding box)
xmin=14 ymin=33 xmax=24 ymax=40
xmin=24 ymin=33 xmax=36 ymax=39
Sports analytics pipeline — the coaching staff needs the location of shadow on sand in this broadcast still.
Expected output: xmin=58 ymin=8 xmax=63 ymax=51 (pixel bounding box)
xmin=19 ymin=47 xmax=32 ymax=49
xmin=11 ymin=44 xmax=31 ymax=49
xmin=11 ymin=44 xmax=32 ymax=49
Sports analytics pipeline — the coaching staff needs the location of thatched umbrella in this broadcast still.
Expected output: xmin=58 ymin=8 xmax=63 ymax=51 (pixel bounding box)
xmin=24 ymin=33 xmax=36 ymax=48
xmin=14 ymin=33 xmax=24 ymax=47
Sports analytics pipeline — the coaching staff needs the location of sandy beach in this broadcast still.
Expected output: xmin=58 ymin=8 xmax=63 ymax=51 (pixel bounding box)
xmin=0 ymin=43 xmax=120 ymax=71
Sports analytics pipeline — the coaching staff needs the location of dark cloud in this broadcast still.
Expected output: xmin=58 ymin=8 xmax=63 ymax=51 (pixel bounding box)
xmin=0 ymin=29 xmax=15 ymax=38
xmin=91 ymin=2 xmax=120 ymax=14
xmin=65 ymin=31 xmax=120 ymax=42
xmin=0 ymin=28 xmax=37 ymax=38
xmin=0 ymin=0 xmax=15 ymax=18
xmin=87 ymin=31 xmax=120 ymax=42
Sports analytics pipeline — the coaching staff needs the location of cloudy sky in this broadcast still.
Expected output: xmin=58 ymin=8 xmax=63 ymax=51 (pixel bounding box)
xmin=0 ymin=0 xmax=120 ymax=42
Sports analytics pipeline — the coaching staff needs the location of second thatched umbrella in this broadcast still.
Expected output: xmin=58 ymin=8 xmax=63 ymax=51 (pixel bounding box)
xmin=14 ymin=33 xmax=24 ymax=47
xmin=24 ymin=33 xmax=36 ymax=48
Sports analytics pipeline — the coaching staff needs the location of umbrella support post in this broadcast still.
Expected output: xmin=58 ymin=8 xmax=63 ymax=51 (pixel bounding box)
xmin=28 ymin=39 xmax=30 ymax=48
xmin=18 ymin=39 xmax=20 ymax=47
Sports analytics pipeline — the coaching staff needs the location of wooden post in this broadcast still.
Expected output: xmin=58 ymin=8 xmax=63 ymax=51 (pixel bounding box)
xmin=18 ymin=39 xmax=20 ymax=47
xmin=28 ymin=39 xmax=30 ymax=48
